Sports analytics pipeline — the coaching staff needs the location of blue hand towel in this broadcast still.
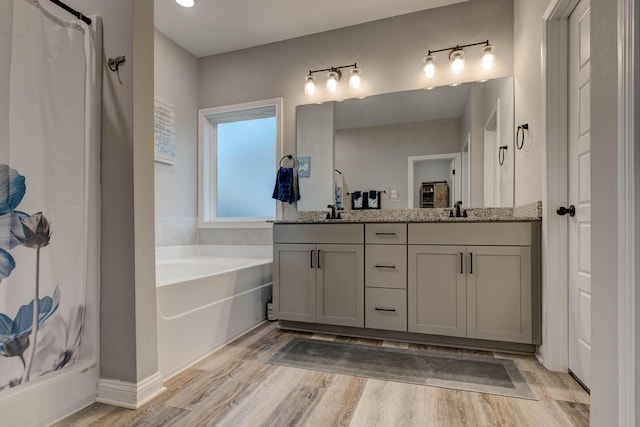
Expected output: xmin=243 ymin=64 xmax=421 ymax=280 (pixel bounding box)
xmin=272 ymin=167 xmax=300 ymax=204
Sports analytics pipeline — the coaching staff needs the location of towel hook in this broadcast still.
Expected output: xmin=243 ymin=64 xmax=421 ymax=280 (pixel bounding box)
xmin=108 ymin=55 xmax=126 ymax=73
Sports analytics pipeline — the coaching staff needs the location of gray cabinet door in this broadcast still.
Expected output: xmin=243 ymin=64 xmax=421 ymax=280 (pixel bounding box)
xmin=316 ymin=244 xmax=364 ymax=327
xmin=408 ymin=245 xmax=466 ymax=337
xmin=466 ymin=246 xmax=532 ymax=343
xmin=273 ymin=244 xmax=316 ymax=323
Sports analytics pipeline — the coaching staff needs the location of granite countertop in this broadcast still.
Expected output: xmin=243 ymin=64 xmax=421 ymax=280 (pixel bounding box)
xmin=272 ymin=202 xmax=542 ymax=224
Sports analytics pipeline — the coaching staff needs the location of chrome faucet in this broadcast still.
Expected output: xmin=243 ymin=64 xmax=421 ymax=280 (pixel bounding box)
xmin=326 ymin=204 xmax=341 ymax=220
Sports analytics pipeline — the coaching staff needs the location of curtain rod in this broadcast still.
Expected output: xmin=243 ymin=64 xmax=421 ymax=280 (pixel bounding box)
xmin=49 ymin=0 xmax=92 ymax=25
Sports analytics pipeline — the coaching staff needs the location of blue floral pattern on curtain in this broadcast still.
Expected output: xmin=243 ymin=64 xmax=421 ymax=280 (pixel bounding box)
xmin=0 ymin=165 xmax=82 ymax=389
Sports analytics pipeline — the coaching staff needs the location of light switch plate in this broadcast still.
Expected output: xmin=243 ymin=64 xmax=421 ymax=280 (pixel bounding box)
xmin=389 ymin=188 xmax=400 ymax=201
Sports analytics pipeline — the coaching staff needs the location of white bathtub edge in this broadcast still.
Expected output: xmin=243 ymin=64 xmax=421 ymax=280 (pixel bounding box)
xmin=161 ymin=320 xmax=269 ymax=381
xmin=156 ymin=245 xmax=273 ymax=262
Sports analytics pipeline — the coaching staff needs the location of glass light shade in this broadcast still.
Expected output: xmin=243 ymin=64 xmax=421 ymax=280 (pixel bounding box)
xmin=326 ymin=71 xmax=339 ymax=93
xmin=304 ymin=75 xmax=316 ymax=96
xmin=423 ymin=55 xmax=435 ymax=79
xmin=349 ymin=68 xmax=361 ymax=90
xmin=482 ymin=44 xmax=495 ymax=70
xmin=450 ymin=49 xmax=465 ymax=74
xmin=175 ymin=0 xmax=195 ymax=7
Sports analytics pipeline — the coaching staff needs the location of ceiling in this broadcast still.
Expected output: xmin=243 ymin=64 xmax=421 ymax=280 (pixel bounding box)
xmin=155 ymin=0 xmax=468 ymax=58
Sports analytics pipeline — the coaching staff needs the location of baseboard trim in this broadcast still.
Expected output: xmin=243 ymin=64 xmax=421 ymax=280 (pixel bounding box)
xmin=96 ymin=372 xmax=166 ymax=409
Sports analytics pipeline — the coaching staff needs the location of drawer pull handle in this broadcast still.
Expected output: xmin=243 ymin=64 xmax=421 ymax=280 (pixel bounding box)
xmin=318 ymin=250 xmax=322 ymax=268
xmin=469 ymin=252 xmax=473 ymax=274
xmin=375 ymin=232 xmax=397 ymax=236
xmin=375 ymin=307 xmax=396 ymax=312
xmin=310 ymin=250 xmax=314 ymax=268
xmin=460 ymin=252 xmax=463 ymax=274
xmin=375 ymin=264 xmax=396 ymax=269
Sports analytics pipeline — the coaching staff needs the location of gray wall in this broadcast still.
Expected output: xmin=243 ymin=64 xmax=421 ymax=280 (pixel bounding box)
xmin=154 ymin=30 xmax=199 ymax=247
xmin=513 ymin=0 xmax=546 ymax=205
xmin=65 ymin=0 xmax=158 ymax=385
xmin=335 ymin=118 xmax=461 ymax=209
xmin=197 ymin=0 xmax=514 ymax=223
xmin=590 ymin=0 xmax=619 ymax=423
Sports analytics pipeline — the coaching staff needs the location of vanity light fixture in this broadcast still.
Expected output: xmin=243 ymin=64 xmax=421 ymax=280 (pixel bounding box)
xmin=423 ymin=40 xmax=495 ymax=79
xmin=175 ymin=0 xmax=195 ymax=7
xmin=303 ymin=63 xmax=361 ymax=95
xmin=482 ymin=44 xmax=495 ymax=70
xmin=349 ymin=68 xmax=362 ymax=90
xmin=423 ymin=55 xmax=436 ymax=78
xmin=304 ymin=74 xmax=316 ymax=96
xmin=449 ymin=48 xmax=465 ymax=74
xmin=326 ymin=70 xmax=340 ymax=93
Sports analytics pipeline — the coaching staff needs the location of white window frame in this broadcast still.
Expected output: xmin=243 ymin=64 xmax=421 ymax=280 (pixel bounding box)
xmin=198 ymin=98 xmax=283 ymax=229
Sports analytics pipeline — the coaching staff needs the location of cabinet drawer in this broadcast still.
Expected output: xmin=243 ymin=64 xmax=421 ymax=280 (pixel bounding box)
xmin=365 ymin=245 xmax=407 ymax=289
xmin=365 ymin=288 xmax=407 ymax=331
xmin=365 ymin=223 xmax=407 ymax=244
xmin=274 ymin=224 xmax=364 ymax=244
xmin=408 ymin=222 xmax=533 ymax=246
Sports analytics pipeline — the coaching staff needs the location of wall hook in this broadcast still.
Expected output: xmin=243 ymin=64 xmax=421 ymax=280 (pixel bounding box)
xmin=516 ymin=123 xmax=529 ymax=150
xmin=107 ymin=55 xmax=126 ymax=72
xmin=498 ymin=145 xmax=508 ymax=165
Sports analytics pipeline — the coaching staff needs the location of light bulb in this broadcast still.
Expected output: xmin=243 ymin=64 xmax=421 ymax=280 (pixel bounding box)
xmin=482 ymin=44 xmax=495 ymax=70
xmin=175 ymin=0 xmax=195 ymax=7
xmin=327 ymin=70 xmax=339 ymax=93
xmin=423 ymin=55 xmax=435 ymax=79
xmin=304 ymin=75 xmax=315 ymax=96
xmin=349 ymin=68 xmax=361 ymax=90
xmin=450 ymin=49 xmax=465 ymax=75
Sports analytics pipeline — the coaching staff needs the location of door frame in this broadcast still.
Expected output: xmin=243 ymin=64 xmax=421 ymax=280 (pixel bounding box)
xmin=545 ymin=0 xmax=639 ymax=422
xmin=541 ymin=0 xmax=579 ymax=374
xmin=617 ymin=0 xmax=638 ymax=423
xmin=407 ymin=153 xmax=461 ymax=209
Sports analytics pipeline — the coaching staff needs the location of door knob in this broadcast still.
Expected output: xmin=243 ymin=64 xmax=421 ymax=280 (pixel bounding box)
xmin=556 ymin=205 xmax=576 ymax=217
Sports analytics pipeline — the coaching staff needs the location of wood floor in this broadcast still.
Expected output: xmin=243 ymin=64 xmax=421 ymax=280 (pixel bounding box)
xmin=57 ymin=322 xmax=589 ymax=427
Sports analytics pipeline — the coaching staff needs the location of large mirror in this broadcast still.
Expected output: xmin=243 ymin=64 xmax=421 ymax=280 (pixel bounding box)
xmin=296 ymin=76 xmax=514 ymax=211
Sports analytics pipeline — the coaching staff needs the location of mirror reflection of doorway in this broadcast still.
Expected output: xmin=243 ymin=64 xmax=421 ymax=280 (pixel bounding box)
xmin=461 ymin=132 xmax=471 ymax=207
xmin=483 ymin=101 xmax=500 ymax=207
xmin=407 ymin=153 xmax=461 ymax=209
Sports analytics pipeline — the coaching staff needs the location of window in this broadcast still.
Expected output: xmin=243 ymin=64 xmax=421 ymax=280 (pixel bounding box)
xmin=199 ymin=98 xmax=283 ymax=227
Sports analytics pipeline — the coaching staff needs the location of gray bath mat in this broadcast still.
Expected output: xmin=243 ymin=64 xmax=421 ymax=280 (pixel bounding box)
xmin=267 ymin=338 xmax=536 ymax=400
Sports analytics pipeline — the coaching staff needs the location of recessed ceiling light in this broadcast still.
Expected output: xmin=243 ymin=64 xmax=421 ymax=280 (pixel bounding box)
xmin=175 ymin=0 xmax=195 ymax=8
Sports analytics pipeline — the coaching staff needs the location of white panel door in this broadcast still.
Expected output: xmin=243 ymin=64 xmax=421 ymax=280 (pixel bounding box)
xmin=568 ymin=0 xmax=591 ymax=390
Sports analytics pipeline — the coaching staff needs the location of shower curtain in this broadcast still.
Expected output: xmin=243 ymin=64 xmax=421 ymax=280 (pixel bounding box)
xmin=0 ymin=0 xmax=100 ymax=390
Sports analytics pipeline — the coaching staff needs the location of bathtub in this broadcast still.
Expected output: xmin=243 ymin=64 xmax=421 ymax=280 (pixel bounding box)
xmin=156 ymin=245 xmax=273 ymax=379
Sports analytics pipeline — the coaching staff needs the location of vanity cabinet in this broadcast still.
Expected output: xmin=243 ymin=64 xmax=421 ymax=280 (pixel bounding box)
xmin=408 ymin=245 xmax=466 ymax=337
xmin=365 ymin=224 xmax=407 ymax=331
xmin=274 ymin=220 xmax=541 ymax=350
xmin=273 ymin=224 xmax=364 ymax=328
xmin=408 ymin=222 xmax=539 ymax=345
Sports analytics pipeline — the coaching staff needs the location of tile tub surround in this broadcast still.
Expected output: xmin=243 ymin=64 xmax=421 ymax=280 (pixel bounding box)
xmin=286 ymin=202 xmax=543 ymax=223
xmin=155 ymin=216 xmax=199 ymax=247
